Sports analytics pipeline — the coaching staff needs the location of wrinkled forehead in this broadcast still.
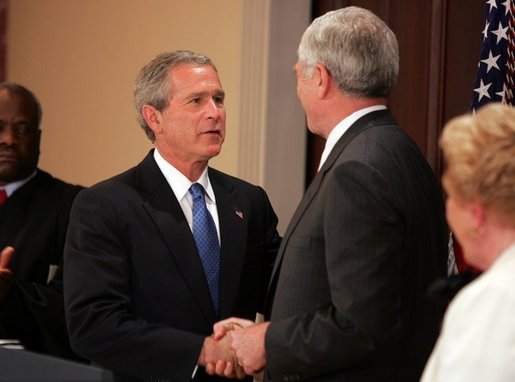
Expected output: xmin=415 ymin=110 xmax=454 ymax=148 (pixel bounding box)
xmin=168 ymin=64 xmax=223 ymax=95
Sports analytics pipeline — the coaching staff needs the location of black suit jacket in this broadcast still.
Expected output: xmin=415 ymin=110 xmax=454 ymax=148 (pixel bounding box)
xmin=265 ymin=110 xmax=448 ymax=382
xmin=0 ymin=169 xmax=83 ymax=359
xmin=64 ymin=151 xmax=280 ymax=381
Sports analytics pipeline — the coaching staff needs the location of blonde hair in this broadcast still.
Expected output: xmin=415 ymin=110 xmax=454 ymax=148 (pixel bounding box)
xmin=440 ymin=103 xmax=515 ymax=225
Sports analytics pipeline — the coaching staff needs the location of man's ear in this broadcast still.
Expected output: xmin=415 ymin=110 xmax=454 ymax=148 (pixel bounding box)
xmin=315 ymin=63 xmax=331 ymax=98
xmin=471 ymin=201 xmax=486 ymax=233
xmin=142 ymin=104 xmax=162 ymax=134
xmin=36 ymin=129 xmax=42 ymax=152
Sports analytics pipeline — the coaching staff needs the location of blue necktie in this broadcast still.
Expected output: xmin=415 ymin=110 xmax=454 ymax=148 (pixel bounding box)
xmin=189 ymin=183 xmax=220 ymax=314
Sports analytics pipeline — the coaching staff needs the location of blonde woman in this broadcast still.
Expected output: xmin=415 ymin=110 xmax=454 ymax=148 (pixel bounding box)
xmin=421 ymin=102 xmax=515 ymax=381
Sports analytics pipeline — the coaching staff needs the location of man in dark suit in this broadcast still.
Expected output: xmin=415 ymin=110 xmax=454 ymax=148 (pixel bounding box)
xmin=64 ymin=50 xmax=280 ymax=381
xmin=212 ymin=6 xmax=448 ymax=382
xmin=0 ymin=82 xmax=83 ymax=359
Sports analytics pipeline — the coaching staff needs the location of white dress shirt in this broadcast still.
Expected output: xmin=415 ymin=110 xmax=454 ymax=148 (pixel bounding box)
xmin=153 ymin=149 xmax=221 ymax=242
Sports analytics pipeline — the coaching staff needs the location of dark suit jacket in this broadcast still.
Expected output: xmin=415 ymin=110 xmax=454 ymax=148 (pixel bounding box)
xmin=64 ymin=150 xmax=280 ymax=381
xmin=265 ymin=110 xmax=448 ymax=382
xmin=0 ymin=169 xmax=83 ymax=359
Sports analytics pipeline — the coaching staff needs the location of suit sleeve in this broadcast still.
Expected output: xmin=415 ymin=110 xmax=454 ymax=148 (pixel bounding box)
xmin=265 ymin=160 xmax=405 ymax=379
xmin=0 ymin=274 xmax=81 ymax=359
xmin=64 ymin=187 xmax=204 ymax=381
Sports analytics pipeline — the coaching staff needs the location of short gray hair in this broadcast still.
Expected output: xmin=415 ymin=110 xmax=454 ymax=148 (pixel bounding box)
xmin=298 ymin=6 xmax=399 ymax=98
xmin=134 ymin=50 xmax=217 ymax=142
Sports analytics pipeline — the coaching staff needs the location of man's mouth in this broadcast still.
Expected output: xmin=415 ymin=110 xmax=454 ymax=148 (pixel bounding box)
xmin=0 ymin=151 xmax=18 ymax=161
xmin=203 ymin=130 xmax=222 ymax=137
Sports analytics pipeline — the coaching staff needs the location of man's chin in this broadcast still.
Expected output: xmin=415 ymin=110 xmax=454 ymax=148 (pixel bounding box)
xmin=0 ymin=166 xmax=27 ymax=185
xmin=205 ymin=146 xmax=223 ymax=159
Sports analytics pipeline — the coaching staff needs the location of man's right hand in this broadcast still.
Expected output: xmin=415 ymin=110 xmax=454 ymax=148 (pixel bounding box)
xmin=199 ymin=334 xmax=246 ymax=379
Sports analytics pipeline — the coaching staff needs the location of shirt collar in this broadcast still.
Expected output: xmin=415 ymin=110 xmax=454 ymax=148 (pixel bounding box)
xmin=3 ymin=170 xmax=37 ymax=197
xmin=318 ymin=105 xmax=387 ymax=171
xmin=153 ymin=149 xmax=216 ymax=204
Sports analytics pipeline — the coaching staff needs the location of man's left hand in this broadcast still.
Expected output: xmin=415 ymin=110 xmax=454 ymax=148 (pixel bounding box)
xmin=0 ymin=246 xmax=15 ymax=302
xmin=230 ymin=321 xmax=269 ymax=376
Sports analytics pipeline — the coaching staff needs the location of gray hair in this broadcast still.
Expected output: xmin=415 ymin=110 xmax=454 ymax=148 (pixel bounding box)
xmin=0 ymin=82 xmax=43 ymax=128
xmin=298 ymin=6 xmax=399 ymax=98
xmin=134 ymin=50 xmax=217 ymax=142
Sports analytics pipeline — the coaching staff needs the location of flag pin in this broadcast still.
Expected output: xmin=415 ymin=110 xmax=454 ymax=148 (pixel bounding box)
xmin=235 ymin=210 xmax=244 ymax=219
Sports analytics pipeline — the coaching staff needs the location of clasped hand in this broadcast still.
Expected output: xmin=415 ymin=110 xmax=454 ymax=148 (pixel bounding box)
xmin=203 ymin=317 xmax=269 ymax=379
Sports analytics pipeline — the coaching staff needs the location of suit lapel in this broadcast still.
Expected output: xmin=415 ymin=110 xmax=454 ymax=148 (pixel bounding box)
xmin=268 ymin=110 xmax=395 ymax=291
xmin=136 ymin=152 xmax=217 ymax=322
xmin=209 ymin=170 xmax=247 ymax=318
xmin=266 ymin=163 xmax=326 ymax=294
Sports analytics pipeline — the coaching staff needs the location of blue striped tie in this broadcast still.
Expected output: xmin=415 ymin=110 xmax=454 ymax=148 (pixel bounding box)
xmin=189 ymin=183 xmax=220 ymax=315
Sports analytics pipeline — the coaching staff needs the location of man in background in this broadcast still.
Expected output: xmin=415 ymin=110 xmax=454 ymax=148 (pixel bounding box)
xmin=64 ymin=50 xmax=280 ymax=381
xmin=0 ymin=82 xmax=83 ymax=360
xmin=213 ymin=7 xmax=448 ymax=382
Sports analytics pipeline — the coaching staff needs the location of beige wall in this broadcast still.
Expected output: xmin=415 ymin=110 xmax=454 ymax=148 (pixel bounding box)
xmin=7 ymin=0 xmax=243 ymax=186
xmin=7 ymin=0 xmax=310 ymax=234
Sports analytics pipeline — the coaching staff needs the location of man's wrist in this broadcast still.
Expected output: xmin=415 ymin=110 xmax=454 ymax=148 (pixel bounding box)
xmin=198 ymin=336 xmax=211 ymax=366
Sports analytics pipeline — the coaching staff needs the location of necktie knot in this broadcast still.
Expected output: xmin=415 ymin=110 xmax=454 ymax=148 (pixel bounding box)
xmin=189 ymin=183 xmax=205 ymax=201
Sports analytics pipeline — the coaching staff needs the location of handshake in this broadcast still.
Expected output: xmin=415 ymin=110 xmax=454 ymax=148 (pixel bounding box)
xmin=198 ymin=317 xmax=270 ymax=379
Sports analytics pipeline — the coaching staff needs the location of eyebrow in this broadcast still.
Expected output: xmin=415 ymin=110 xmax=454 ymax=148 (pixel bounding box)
xmin=213 ymin=90 xmax=225 ymax=99
xmin=188 ymin=90 xmax=225 ymax=99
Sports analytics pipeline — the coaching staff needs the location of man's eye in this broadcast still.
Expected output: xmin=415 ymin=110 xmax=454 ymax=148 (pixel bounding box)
xmin=15 ymin=123 xmax=30 ymax=135
xmin=0 ymin=122 xmax=33 ymax=136
xmin=191 ymin=98 xmax=201 ymax=104
xmin=214 ymin=96 xmax=224 ymax=106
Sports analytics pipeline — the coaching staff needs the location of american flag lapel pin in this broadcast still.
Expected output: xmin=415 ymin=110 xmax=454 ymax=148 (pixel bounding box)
xmin=235 ymin=209 xmax=244 ymax=220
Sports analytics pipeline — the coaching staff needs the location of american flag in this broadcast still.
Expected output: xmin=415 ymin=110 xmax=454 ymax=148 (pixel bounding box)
xmin=472 ymin=0 xmax=515 ymax=110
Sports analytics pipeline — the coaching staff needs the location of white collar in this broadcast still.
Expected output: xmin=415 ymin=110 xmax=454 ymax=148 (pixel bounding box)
xmin=318 ymin=105 xmax=387 ymax=171
xmin=3 ymin=170 xmax=37 ymax=197
xmin=153 ymin=149 xmax=216 ymax=204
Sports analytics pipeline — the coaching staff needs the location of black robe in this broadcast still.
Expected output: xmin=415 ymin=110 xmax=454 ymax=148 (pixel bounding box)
xmin=0 ymin=169 xmax=83 ymax=361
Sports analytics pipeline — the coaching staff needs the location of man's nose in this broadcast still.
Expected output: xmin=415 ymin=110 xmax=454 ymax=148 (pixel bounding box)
xmin=205 ymin=99 xmax=222 ymax=119
xmin=0 ymin=126 xmax=18 ymax=145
